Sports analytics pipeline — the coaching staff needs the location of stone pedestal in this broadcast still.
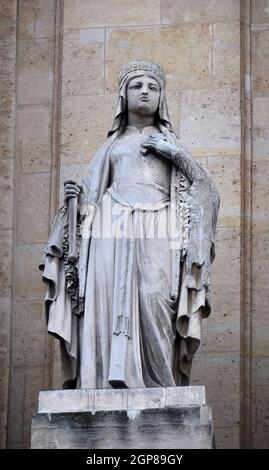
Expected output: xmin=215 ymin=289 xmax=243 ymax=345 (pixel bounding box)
xmin=31 ymin=386 xmax=214 ymax=449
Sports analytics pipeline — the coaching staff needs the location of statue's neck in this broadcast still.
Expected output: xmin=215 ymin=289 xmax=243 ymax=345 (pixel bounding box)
xmin=127 ymin=112 xmax=154 ymax=130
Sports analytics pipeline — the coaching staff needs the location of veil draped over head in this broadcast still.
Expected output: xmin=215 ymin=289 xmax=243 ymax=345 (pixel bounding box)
xmin=108 ymin=60 xmax=173 ymax=136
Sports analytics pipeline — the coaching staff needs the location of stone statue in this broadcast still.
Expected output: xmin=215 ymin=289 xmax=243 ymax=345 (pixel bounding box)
xmin=40 ymin=60 xmax=220 ymax=390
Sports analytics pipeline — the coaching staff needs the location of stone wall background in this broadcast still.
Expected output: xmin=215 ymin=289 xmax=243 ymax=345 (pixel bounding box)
xmin=0 ymin=0 xmax=268 ymax=449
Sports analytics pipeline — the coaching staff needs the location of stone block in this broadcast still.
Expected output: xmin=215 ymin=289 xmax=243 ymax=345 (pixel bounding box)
xmin=13 ymin=243 xmax=46 ymax=301
xmin=161 ymin=0 xmax=240 ymax=24
xmin=0 ymin=158 xmax=14 ymax=230
xmin=12 ymin=301 xmax=46 ymax=368
xmin=17 ymin=104 xmax=51 ymax=142
xmin=252 ymin=233 xmax=269 ymax=290
xmin=214 ymin=426 xmax=240 ymax=449
xmin=252 ymin=432 xmax=269 ymax=449
xmin=179 ymin=88 xmax=241 ymax=156
xmin=255 ymin=385 xmax=269 ymax=432
xmin=253 ymin=96 xmax=269 ymax=159
xmin=0 ymin=296 xmax=11 ymax=372
xmin=7 ymin=368 xmax=26 ymax=444
xmin=61 ymin=94 xmax=117 ymax=165
xmin=0 ymin=427 xmax=7 ymax=449
xmin=255 ymin=357 xmax=269 ymax=387
xmin=62 ymin=29 xmax=105 ymax=97
xmin=212 ymin=22 xmax=240 ymax=88
xmin=17 ymin=37 xmax=54 ymax=104
xmin=252 ymin=290 xmax=269 ymax=356
xmin=252 ymin=29 xmax=269 ymax=95
xmin=23 ymin=366 xmax=45 ymax=444
xmin=166 ymin=90 xmax=180 ymax=133
xmin=16 ymin=172 xmax=51 ymax=244
xmin=0 ymin=26 xmax=16 ymax=74
xmin=211 ymin=226 xmax=240 ymax=286
xmin=0 ymin=0 xmax=17 ymax=26
xmin=201 ymin=300 xmax=240 ymax=353
xmin=251 ymin=0 xmax=269 ymax=25
xmin=64 ymin=0 xmax=161 ymax=29
xmin=207 ymin=155 xmax=241 ymax=227
xmin=252 ymin=159 xmax=269 ymax=233
xmin=191 ymin=352 xmax=240 ymax=428
xmin=21 ymin=139 xmax=52 ymax=173
xmin=105 ymin=24 xmax=212 ymax=93
xmin=38 ymin=386 xmax=206 ymax=413
xmin=19 ymin=0 xmax=55 ymax=39
xmin=210 ymin=284 xmax=240 ymax=315
xmin=32 ymin=387 xmax=213 ymax=449
xmin=0 ymin=230 xmax=12 ymax=289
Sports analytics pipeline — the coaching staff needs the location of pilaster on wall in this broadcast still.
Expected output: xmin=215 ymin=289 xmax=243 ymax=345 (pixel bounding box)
xmin=6 ymin=0 xmax=62 ymax=449
xmin=241 ymin=0 xmax=269 ymax=449
xmin=240 ymin=0 xmax=252 ymax=449
xmin=0 ymin=0 xmax=17 ymax=449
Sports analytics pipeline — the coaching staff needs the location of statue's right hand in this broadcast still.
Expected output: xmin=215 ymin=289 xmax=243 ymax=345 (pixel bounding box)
xmin=64 ymin=181 xmax=81 ymax=202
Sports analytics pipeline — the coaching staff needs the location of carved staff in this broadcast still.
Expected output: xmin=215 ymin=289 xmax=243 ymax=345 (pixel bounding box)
xmin=64 ymin=180 xmax=79 ymax=262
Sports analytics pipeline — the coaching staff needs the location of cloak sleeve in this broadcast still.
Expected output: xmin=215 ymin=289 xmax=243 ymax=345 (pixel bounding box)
xmin=176 ymin=175 xmax=220 ymax=384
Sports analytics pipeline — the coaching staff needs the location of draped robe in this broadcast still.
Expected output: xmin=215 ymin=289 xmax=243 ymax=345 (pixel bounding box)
xmin=40 ymin=126 xmax=219 ymax=389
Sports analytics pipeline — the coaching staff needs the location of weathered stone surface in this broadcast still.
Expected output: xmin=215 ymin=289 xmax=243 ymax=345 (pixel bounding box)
xmin=212 ymin=226 xmax=240 ymax=286
xmin=253 ymin=97 xmax=269 ymax=159
xmin=252 ymin=291 xmax=269 ymax=357
xmin=19 ymin=0 xmax=55 ymax=39
xmin=13 ymin=244 xmax=45 ymax=300
xmin=212 ymin=22 xmax=240 ymax=88
xmin=215 ymin=426 xmax=240 ymax=449
xmin=62 ymin=29 xmax=105 ymax=97
xmin=252 ymin=29 xmax=269 ymax=95
xmin=252 ymin=233 xmax=269 ymax=290
xmin=252 ymin=432 xmax=269 ymax=449
xmin=64 ymin=0 xmax=161 ymax=29
xmin=179 ymin=88 xmax=240 ymax=156
xmin=161 ymin=0 xmax=240 ymax=24
xmin=17 ymin=37 xmax=54 ymax=104
xmin=255 ymin=357 xmax=269 ymax=386
xmin=0 ymin=231 xmax=12 ymax=289
xmin=16 ymin=172 xmax=51 ymax=244
xmin=252 ymin=159 xmax=269 ymax=233
xmin=255 ymin=385 xmax=269 ymax=432
xmin=191 ymin=352 xmax=240 ymax=428
xmin=17 ymin=104 xmax=51 ymax=141
xmin=0 ymin=25 xmax=16 ymax=74
xmin=61 ymin=94 xmax=117 ymax=165
xmin=23 ymin=366 xmax=45 ymax=443
xmin=38 ymin=386 xmax=206 ymax=413
xmin=207 ymin=155 xmax=241 ymax=227
xmin=106 ymin=25 xmax=212 ymax=92
xmin=12 ymin=301 xmax=46 ymax=368
xmin=21 ymin=139 xmax=52 ymax=173
xmin=251 ymin=0 xmax=269 ymax=25
xmin=0 ymin=158 xmax=14 ymax=230
xmin=0 ymin=0 xmax=17 ymax=26
xmin=32 ymin=387 xmax=213 ymax=449
xmin=7 ymin=368 xmax=26 ymax=445
xmin=202 ymin=294 xmax=240 ymax=353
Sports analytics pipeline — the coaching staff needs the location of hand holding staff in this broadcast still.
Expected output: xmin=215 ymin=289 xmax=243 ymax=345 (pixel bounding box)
xmin=64 ymin=180 xmax=81 ymax=263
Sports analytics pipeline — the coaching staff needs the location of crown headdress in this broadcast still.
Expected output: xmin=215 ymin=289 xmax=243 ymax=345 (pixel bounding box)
xmin=118 ymin=60 xmax=166 ymax=85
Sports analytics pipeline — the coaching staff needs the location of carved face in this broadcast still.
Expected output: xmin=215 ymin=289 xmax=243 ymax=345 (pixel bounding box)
xmin=127 ymin=74 xmax=160 ymax=117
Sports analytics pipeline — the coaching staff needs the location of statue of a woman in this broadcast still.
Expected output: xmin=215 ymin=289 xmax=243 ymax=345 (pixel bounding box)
xmin=40 ymin=60 xmax=220 ymax=389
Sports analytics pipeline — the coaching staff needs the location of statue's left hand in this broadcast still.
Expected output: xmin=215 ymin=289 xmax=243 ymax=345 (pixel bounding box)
xmin=141 ymin=134 xmax=179 ymax=160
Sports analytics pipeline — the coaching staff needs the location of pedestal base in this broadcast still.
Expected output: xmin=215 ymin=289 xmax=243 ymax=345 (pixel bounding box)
xmin=31 ymin=386 xmax=214 ymax=449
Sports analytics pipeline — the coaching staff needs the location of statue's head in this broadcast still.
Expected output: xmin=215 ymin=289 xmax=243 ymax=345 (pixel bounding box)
xmin=108 ymin=60 xmax=173 ymax=136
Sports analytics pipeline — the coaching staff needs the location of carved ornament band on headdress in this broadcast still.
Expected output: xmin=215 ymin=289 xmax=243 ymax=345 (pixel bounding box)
xmin=118 ymin=60 xmax=166 ymax=86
